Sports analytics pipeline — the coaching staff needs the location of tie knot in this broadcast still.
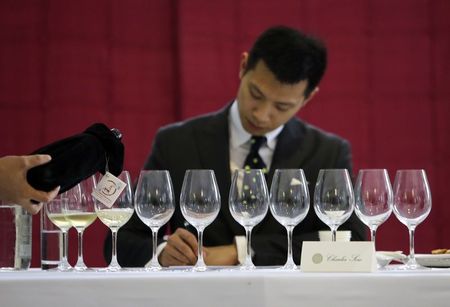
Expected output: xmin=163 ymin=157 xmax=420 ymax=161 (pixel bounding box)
xmin=249 ymin=136 xmax=266 ymax=151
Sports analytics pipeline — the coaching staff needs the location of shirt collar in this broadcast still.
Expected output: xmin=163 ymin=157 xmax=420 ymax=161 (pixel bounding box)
xmin=229 ymin=100 xmax=284 ymax=150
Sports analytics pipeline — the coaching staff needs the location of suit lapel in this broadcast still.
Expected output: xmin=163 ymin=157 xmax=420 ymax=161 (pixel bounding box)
xmin=267 ymin=118 xmax=310 ymax=186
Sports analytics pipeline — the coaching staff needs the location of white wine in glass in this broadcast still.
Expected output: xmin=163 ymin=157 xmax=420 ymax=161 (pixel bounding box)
xmin=45 ymin=197 xmax=72 ymax=271
xmin=95 ymin=171 xmax=133 ymax=271
xmin=64 ymin=176 xmax=98 ymax=271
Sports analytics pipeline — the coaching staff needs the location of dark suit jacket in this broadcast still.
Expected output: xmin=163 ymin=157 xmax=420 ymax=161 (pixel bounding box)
xmin=112 ymin=105 xmax=366 ymax=266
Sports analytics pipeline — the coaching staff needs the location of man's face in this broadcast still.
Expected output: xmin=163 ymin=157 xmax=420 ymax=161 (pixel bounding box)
xmin=236 ymin=54 xmax=316 ymax=136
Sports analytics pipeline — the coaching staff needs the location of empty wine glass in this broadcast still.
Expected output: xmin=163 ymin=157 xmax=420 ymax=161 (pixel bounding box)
xmin=229 ymin=169 xmax=269 ymax=270
xmin=270 ymin=169 xmax=310 ymax=270
xmin=180 ymin=170 xmax=220 ymax=272
xmin=355 ymin=169 xmax=393 ymax=249
xmin=393 ymin=169 xmax=431 ymax=269
xmin=135 ymin=170 xmax=175 ymax=271
xmin=63 ymin=177 xmax=97 ymax=271
xmin=95 ymin=171 xmax=134 ymax=271
xmin=45 ymin=197 xmax=72 ymax=271
xmin=314 ymin=169 xmax=354 ymax=241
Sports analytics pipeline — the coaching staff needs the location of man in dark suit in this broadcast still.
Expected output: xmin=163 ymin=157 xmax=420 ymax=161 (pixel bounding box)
xmin=114 ymin=25 xmax=366 ymax=267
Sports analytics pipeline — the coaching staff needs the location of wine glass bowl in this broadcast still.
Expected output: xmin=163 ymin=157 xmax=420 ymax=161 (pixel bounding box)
xmin=269 ymin=169 xmax=309 ymax=270
xmin=180 ymin=170 xmax=221 ymax=272
xmin=354 ymin=169 xmax=393 ymax=248
xmin=95 ymin=171 xmax=134 ymax=271
xmin=229 ymin=169 xmax=269 ymax=270
xmin=314 ymin=169 xmax=354 ymax=241
xmin=135 ymin=170 xmax=175 ymax=271
xmin=393 ymin=169 xmax=431 ymax=269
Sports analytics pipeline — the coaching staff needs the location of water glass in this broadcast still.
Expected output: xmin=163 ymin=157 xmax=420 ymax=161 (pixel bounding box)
xmin=355 ymin=169 xmax=393 ymax=249
xmin=314 ymin=169 xmax=354 ymax=241
xmin=229 ymin=169 xmax=269 ymax=270
xmin=135 ymin=170 xmax=175 ymax=271
xmin=270 ymin=169 xmax=309 ymax=270
xmin=393 ymin=169 xmax=431 ymax=269
xmin=180 ymin=170 xmax=221 ymax=272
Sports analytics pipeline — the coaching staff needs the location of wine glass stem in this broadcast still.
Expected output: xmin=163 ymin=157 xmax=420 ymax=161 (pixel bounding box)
xmin=110 ymin=229 xmax=119 ymax=266
xmin=409 ymin=227 xmax=416 ymax=260
xmin=62 ymin=230 xmax=68 ymax=263
xmin=77 ymin=230 xmax=84 ymax=265
xmin=244 ymin=227 xmax=253 ymax=266
xmin=286 ymin=225 xmax=295 ymax=266
xmin=370 ymin=227 xmax=377 ymax=250
xmin=331 ymin=228 xmax=337 ymax=242
xmin=150 ymin=227 xmax=160 ymax=267
xmin=196 ymin=228 xmax=205 ymax=267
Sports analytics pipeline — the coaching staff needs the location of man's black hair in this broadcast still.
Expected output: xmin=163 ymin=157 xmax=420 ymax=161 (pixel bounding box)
xmin=244 ymin=26 xmax=327 ymax=98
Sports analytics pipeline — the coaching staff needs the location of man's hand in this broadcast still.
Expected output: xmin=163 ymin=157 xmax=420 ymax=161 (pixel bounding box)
xmin=0 ymin=155 xmax=60 ymax=214
xmin=159 ymin=228 xmax=199 ymax=266
xmin=204 ymin=244 xmax=239 ymax=266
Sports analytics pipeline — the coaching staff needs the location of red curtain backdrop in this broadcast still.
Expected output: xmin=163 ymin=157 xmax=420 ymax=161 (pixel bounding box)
xmin=1 ymin=0 xmax=449 ymax=267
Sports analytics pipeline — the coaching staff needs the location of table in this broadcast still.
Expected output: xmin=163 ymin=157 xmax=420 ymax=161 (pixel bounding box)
xmin=1 ymin=267 xmax=450 ymax=307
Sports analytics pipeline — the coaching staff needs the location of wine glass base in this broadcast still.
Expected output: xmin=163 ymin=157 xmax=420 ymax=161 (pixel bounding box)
xmin=239 ymin=264 xmax=256 ymax=271
xmin=56 ymin=261 xmax=73 ymax=272
xmin=395 ymin=258 xmax=430 ymax=271
xmin=96 ymin=266 xmax=122 ymax=272
xmin=192 ymin=265 xmax=208 ymax=272
xmin=278 ymin=263 xmax=299 ymax=271
xmin=145 ymin=266 xmax=163 ymax=272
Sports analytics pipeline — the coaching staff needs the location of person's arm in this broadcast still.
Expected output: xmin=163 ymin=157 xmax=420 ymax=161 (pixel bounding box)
xmin=0 ymin=155 xmax=60 ymax=214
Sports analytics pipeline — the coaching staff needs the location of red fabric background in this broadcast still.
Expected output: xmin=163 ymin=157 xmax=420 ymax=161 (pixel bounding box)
xmin=0 ymin=0 xmax=449 ymax=267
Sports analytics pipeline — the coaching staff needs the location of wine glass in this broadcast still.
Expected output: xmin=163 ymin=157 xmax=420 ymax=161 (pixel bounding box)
xmin=355 ymin=169 xmax=393 ymax=249
xmin=63 ymin=177 xmax=97 ymax=271
xmin=393 ymin=169 xmax=432 ymax=269
xmin=270 ymin=169 xmax=310 ymax=270
xmin=180 ymin=170 xmax=221 ymax=272
xmin=135 ymin=170 xmax=175 ymax=271
xmin=45 ymin=197 xmax=72 ymax=271
xmin=95 ymin=171 xmax=134 ymax=271
xmin=229 ymin=169 xmax=269 ymax=270
xmin=314 ymin=169 xmax=354 ymax=241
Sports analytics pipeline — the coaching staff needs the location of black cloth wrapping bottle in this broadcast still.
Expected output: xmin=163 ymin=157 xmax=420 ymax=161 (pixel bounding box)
xmin=27 ymin=123 xmax=124 ymax=194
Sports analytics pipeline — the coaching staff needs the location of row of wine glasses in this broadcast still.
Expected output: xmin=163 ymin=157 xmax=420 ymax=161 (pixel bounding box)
xmin=316 ymin=168 xmax=431 ymax=270
xmin=45 ymin=176 xmax=98 ymax=271
xmin=46 ymin=171 xmax=134 ymax=271
xmin=46 ymin=168 xmax=431 ymax=272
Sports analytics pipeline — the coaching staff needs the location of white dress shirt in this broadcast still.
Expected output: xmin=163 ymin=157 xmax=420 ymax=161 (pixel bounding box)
xmin=228 ymin=100 xmax=283 ymax=264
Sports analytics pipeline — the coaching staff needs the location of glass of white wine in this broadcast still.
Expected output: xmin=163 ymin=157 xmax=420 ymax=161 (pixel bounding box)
xmin=95 ymin=171 xmax=134 ymax=271
xmin=45 ymin=197 xmax=72 ymax=271
xmin=63 ymin=176 xmax=98 ymax=271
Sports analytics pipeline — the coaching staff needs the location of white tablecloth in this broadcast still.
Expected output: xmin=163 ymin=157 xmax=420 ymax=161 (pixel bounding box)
xmin=1 ymin=267 xmax=450 ymax=307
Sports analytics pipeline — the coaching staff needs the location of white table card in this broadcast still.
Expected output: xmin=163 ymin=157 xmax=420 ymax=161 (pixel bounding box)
xmin=301 ymin=241 xmax=376 ymax=272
